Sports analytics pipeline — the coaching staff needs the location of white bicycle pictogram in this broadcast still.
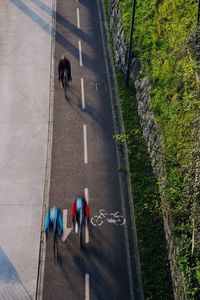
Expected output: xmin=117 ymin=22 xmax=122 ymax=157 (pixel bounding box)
xmin=91 ymin=210 xmax=126 ymax=227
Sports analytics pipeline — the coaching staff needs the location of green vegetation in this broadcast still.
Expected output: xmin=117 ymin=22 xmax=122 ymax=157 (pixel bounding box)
xmin=103 ymin=0 xmax=200 ymax=297
xmin=103 ymin=0 xmax=174 ymax=297
xmin=118 ymin=0 xmax=200 ymax=298
xmin=116 ymin=72 xmax=173 ymax=299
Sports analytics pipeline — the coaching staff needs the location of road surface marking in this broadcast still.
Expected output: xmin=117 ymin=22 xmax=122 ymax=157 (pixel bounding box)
xmin=78 ymin=40 xmax=83 ymax=67
xmin=85 ymin=223 xmax=89 ymax=243
xmin=84 ymin=187 xmax=89 ymax=243
xmin=84 ymin=188 xmax=89 ymax=203
xmin=77 ymin=8 xmax=80 ymax=28
xmin=95 ymin=82 xmax=98 ymax=91
xmin=85 ymin=274 xmax=90 ymax=300
xmin=83 ymin=125 xmax=88 ymax=164
xmin=62 ymin=209 xmax=73 ymax=241
xmin=81 ymin=78 xmax=85 ymax=109
xmin=91 ymin=210 xmax=126 ymax=226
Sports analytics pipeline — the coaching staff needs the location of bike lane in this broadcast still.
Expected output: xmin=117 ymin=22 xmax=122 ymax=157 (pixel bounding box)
xmin=41 ymin=0 xmax=142 ymax=299
xmin=0 ymin=0 xmax=53 ymax=299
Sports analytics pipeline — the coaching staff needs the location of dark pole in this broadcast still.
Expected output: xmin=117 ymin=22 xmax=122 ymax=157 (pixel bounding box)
xmin=126 ymin=0 xmax=137 ymax=87
xmin=198 ymin=0 xmax=200 ymax=24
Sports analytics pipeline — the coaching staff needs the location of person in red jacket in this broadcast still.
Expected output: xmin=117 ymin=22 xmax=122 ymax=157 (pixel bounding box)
xmin=72 ymin=197 xmax=89 ymax=233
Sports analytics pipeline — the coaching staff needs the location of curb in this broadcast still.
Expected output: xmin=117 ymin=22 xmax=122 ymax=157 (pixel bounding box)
xmin=35 ymin=0 xmax=56 ymax=298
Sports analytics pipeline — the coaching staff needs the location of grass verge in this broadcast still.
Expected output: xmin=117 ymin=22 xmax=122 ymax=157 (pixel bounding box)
xmin=116 ymin=71 xmax=173 ymax=299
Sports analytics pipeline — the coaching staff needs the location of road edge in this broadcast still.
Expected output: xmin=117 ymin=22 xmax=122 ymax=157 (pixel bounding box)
xmin=35 ymin=0 xmax=56 ymax=298
xmin=97 ymin=0 xmax=144 ymax=299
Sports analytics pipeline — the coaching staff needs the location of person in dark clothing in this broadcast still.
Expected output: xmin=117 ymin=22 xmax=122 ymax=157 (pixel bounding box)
xmin=58 ymin=55 xmax=72 ymax=88
xmin=72 ymin=197 xmax=90 ymax=233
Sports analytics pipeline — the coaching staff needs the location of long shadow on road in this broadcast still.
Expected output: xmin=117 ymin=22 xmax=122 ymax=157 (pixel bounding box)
xmin=10 ymin=0 xmax=96 ymax=71
xmin=29 ymin=0 xmax=93 ymax=46
xmin=55 ymin=225 xmax=125 ymax=299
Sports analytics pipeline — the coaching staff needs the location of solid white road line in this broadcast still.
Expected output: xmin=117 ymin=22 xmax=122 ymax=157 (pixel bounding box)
xmin=85 ymin=274 xmax=90 ymax=300
xmin=84 ymin=187 xmax=89 ymax=243
xmin=77 ymin=8 xmax=80 ymax=28
xmin=81 ymin=78 xmax=85 ymax=109
xmin=78 ymin=40 xmax=83 ymax=67
xmin=83 ymin=125 xmax=88 ymax=164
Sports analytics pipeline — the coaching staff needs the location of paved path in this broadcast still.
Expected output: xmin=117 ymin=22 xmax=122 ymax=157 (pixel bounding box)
xmin=0 ymin=1 xmax=53 ymax=299
xmin=42 ymin=0 xmax=141 ymax=299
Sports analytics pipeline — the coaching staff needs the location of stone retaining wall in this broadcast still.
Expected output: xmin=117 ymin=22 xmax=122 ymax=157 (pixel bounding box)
xmin=108 ymin=0 xmax=200 ymax=298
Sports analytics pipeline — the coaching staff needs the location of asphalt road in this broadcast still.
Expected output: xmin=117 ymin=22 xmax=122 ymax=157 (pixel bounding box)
xmin=42 ymin=0 xmax=137 ymax=299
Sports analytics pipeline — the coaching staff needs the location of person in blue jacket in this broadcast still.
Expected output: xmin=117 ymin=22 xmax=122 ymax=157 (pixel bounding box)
xmin=45 ymin=206 xmax=63 ymax=240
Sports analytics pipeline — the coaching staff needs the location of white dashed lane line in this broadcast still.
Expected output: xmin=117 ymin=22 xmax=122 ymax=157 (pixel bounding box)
xmin=84 ymin=187 xmax=89 ymax=243
xmin=81 ymin=78 xmax=85 ymax=109
xmin=85 ymin=273 xmax=90 ymax=300
xmin=77 ymin=8 xmax=80 ymax=28
xmin=77 ymin=5 xmax=89 ymax=297
xmin=84 ymin=188 xmax=89 ymax=203
xmin=78 ymin=40 xmax=83 ymax=66
xmin=83 ymin=125 xmax=88 ymax=164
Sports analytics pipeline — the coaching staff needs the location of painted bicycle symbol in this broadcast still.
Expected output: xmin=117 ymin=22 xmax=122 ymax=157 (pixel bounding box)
xmin=91 ymin=210 xmax=126 ymax=227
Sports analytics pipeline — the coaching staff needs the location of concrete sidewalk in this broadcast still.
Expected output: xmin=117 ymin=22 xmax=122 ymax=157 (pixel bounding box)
xmin=0 ymin=0 xmax=53 ymax=299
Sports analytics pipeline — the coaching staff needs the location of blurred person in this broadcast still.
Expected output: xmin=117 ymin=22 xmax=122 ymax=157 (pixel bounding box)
xmin=45 ymin=206 xmax=63 ymax=240
xmin=72 ymin=196 xmax=89 ymax=233
xmin=58 ymin=55 xmax=72 ymax=88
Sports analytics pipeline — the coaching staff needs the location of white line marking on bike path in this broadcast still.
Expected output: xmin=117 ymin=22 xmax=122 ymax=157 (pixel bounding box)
xmin=78 ymin=40 xmax=83 ymax=67
xmin=77 ymin=8 xmax=80 ymax=28
xmin=63 ymin=209 xmax=67 ymax=229
xmin=85 ymin=273 xmax=90 ymax=300
xmin=81 ymin=78 xmax=85 ymax=109
xmin=84 ymin=188 xmax=89 ymax=243
xmin=84 ymin=188 xmax=89 ymax=203
xmin=83 ymin=125 xmax=88 ymax=164
xmin=62 ymin=209 xmax=73 ymax=241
